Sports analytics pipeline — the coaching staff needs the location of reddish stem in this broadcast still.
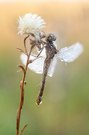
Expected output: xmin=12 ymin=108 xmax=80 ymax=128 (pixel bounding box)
xmin=16 ymin=42 xmax=34 ymax=135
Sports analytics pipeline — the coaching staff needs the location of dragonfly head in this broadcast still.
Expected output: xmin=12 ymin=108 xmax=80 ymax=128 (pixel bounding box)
xmin=46 ymin=33 xmax=56 ymax=42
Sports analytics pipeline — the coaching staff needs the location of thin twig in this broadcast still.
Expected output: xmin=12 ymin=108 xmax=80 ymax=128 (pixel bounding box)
xmin=24 ymin=35 xmax=29 ymax=55
xmin=20 ymin=124 xmax=28 ymax=135
xmin=28 ymin=46 xmax=44 ymax=64
xmin=17 ymin=48 xmax=25 ymax=54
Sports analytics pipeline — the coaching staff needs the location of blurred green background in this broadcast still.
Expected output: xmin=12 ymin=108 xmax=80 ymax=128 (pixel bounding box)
xmin=0 ymin=1 xmax=89 ymax=135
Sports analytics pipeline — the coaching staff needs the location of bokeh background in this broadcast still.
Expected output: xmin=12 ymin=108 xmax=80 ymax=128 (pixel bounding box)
xmin=0 ymin=0 xmax=89 ymax=135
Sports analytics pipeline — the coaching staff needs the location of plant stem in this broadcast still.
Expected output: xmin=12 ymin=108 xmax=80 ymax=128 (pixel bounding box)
xmin=16 ymin=42 xmax=34 ymax=135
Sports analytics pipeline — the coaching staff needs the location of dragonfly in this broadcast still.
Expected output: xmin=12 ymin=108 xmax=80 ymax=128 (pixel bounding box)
xmin=21 ymin=33 xmax=83 ymax=105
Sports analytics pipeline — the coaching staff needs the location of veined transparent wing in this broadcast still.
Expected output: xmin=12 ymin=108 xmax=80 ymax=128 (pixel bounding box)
xmin=20 ymin=53 xmax=44 ymax=74
xmin=20 ymin=53 xmax=57 ymax=77
xmin=57 ymin=42 xmax=83 ymax=63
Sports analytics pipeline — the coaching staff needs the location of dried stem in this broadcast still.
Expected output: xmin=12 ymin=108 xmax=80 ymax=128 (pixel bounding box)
xmin=16 ymin=36 xmax=34 ymax=135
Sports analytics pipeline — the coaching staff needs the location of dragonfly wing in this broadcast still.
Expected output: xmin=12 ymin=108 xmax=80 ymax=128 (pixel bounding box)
xmin=54 ymin=41 xmax=57 ymax=48
xmin=20 ymin=53 xmax=44 ymax=74
xmin=48 ymin=55 xmax=57 ymax=77
xmin=57 ymin=42 xmax=83 ymax=63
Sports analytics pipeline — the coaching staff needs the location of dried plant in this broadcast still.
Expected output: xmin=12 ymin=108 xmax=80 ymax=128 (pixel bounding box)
xmin=16 ymin=13 xmax=83 ymax=135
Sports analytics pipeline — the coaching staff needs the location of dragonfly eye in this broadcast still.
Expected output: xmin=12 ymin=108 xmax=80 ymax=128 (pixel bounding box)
xmin=46 ymin=33 xmax=56 ymax=42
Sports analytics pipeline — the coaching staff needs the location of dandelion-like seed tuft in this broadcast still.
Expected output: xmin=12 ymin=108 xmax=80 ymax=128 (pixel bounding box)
xmin=18 ymin=13 xmax=46 ymax=35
